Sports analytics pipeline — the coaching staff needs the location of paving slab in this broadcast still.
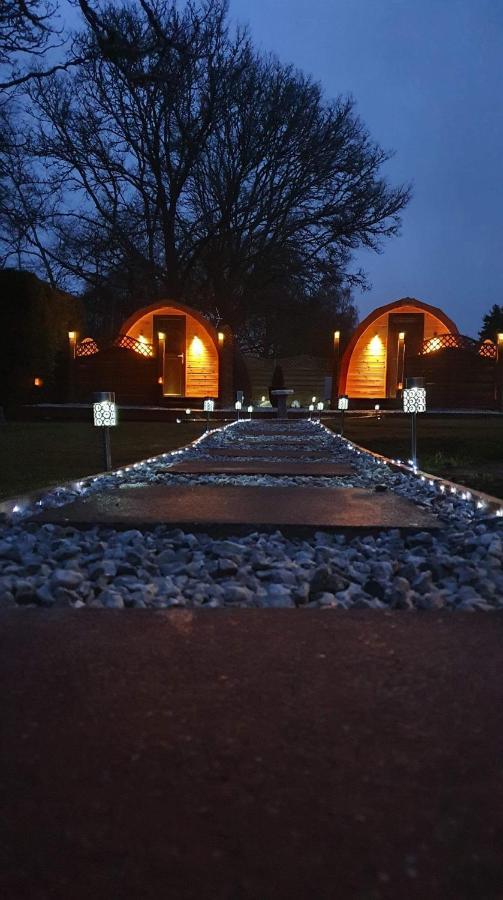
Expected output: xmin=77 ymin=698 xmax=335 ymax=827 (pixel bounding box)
xmin=2 ymin=609 xmax=503 ymax=900
xmin=168 ymin=460 xmax=354 ymax=476
xmin=34 ymin=484 xmax=440 ymax=531
xmin=198 ymin=447 xmax=335 ymax=459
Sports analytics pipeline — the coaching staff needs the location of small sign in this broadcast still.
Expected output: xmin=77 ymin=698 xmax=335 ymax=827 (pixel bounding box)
xmin=93 ymin=400 xmax=117 ymax=427
xmin=203 ymin=399 xmax=215 ymax=412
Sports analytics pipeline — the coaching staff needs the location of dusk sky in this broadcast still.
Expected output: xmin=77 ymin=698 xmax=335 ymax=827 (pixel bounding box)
xmin=229 ymin=0 xmax=503 ymax=336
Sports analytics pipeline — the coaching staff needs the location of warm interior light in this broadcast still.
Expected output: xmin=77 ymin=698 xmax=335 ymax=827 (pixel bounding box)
xmin=158 ymin=331 xmax=165 ymax=341
xmin=34 ymin=377 xmax=43 ymax=387
xmin=369 ymin=335 xmax=384 ymax=356
xmin=398 ymin=331 xmax=405 ymax=341
xmin=498 ymin=333 xmax=503 ymax=343
xmin=138 ymin=334 xmax=147 ymax=344
xmin=218 ymin=331 xmax=224 ymax=344
xmin=68 ymin=331 xmax=76 ymax=341
xmin=190 ymin=335 xmax=204 ymax=358
xmin=157 ymin=376 xmax=163 ymax=384
xmin=334 ymin=330 xmax=340 ymax=340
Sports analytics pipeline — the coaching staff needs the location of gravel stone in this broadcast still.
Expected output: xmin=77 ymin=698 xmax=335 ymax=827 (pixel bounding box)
xmin=3 ymin=419 xmax=503 ymax=612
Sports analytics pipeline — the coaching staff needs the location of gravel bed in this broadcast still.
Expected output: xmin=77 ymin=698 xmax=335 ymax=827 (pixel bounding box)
xmin=1 ymin=419 xmax=502 ymax=611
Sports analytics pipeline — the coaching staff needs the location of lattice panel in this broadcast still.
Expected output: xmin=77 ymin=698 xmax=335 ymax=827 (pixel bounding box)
xmin=421 ymin=333 xmax=496 ymax=359
xmin=115 ymin=334 xmax=154 ymax=357
xmin=75 ymin=337 xmax=99 ymax=357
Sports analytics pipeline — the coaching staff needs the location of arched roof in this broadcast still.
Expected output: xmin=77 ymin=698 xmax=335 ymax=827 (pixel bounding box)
xmin=339 ymin=297 xmax=459 ymax=392
xmin=120 ymin=299 xmax=220 ymax=348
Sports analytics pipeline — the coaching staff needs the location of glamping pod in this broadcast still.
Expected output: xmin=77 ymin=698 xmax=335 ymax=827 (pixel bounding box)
xmin=338 ymin=298 xmax=459 ymax=400
xmin=74 ymin=300 xmax=234 ymax=406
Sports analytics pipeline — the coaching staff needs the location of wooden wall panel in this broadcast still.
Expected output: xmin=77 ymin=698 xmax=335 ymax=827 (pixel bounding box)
xmin=346 ymin=306 xmax=451 ymax=398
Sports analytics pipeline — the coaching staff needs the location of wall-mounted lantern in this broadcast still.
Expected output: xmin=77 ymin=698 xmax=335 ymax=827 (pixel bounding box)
xmin=68 ymin=331 xmax=77 ymax=359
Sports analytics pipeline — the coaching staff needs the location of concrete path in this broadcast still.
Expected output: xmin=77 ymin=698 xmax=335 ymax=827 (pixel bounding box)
xmin=35 ymin=483 xmax=440 ymax=531
xmin=2 ymin=609 xmax=502 ymax=900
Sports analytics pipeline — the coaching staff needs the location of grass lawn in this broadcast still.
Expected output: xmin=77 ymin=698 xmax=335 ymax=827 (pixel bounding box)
xmin=328 ymin=413 xmax=503 ymax=499
xmin=0 ymin=421 xmax=208 ymax=500
xmin=3 ymin=414 xmax=503 ymax=503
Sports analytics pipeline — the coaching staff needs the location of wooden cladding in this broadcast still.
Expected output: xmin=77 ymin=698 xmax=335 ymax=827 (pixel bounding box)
xmin=346 ymin=306 xmax=447 ymax=398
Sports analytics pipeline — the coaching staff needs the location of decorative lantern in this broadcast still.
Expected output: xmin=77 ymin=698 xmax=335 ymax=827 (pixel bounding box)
xmin=337 ymin=394 xmax=348 ymax=436
xmin=403 ymin=377 xmax=426 ymax=468
xmin=93 ymin=398 xmax=117 ymax=428
xmin=403 ymin=386 xmax=426 ymax=414
xmin=93 ymin=392 xmax=117 ymax=471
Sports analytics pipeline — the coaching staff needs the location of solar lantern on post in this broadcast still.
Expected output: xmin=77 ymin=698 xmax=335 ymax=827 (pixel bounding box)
xmin=338 ymin=394 xmax=349 ymax=436
xmin=403 ymin=377 xmax=426 ymax=469
xmin=203 ymin=398 xmax=214 ymax=430
xmin=93 ymin=391 xmax=117 ymax=471
xmin=247 ymin=405 xmax=253 ymax=420
xmin=235 ymin=400 xmax=242 ymax=421
xmin=308 ymin=403 xmax=314 ymax=420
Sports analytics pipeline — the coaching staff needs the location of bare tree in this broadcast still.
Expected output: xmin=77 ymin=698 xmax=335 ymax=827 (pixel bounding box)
xmin=1 ymin=0 xmax=410 ymax=338
xmin=188 ymin=51 xmax=409 ymax=330
xmin=0 ymin=0 xmax=56 ymax=63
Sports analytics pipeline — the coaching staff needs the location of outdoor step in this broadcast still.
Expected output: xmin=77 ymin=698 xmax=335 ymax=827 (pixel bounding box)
xmin=33 ymin=484 xmax=441 ymax=532
xmin=167 ymin=461 xmax=354 ymax=476
xmin=201 ymin=448 xmax=335 ymax=459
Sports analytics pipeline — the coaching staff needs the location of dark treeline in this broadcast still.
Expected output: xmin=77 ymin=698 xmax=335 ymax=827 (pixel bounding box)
xmin=0 ymin=0 xmax=411 ymax=355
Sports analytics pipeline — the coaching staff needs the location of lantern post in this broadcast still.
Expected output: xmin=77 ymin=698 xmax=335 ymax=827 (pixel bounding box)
xmin=338 ymin=394 xmax=348 ymax=436
xmin=403 ymin=377 xmax=426 ymax=469
xmin=93 ymin=391 xmax=117 ymax=471
xmin=204 ymin=398 xmax=214 ymax=430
